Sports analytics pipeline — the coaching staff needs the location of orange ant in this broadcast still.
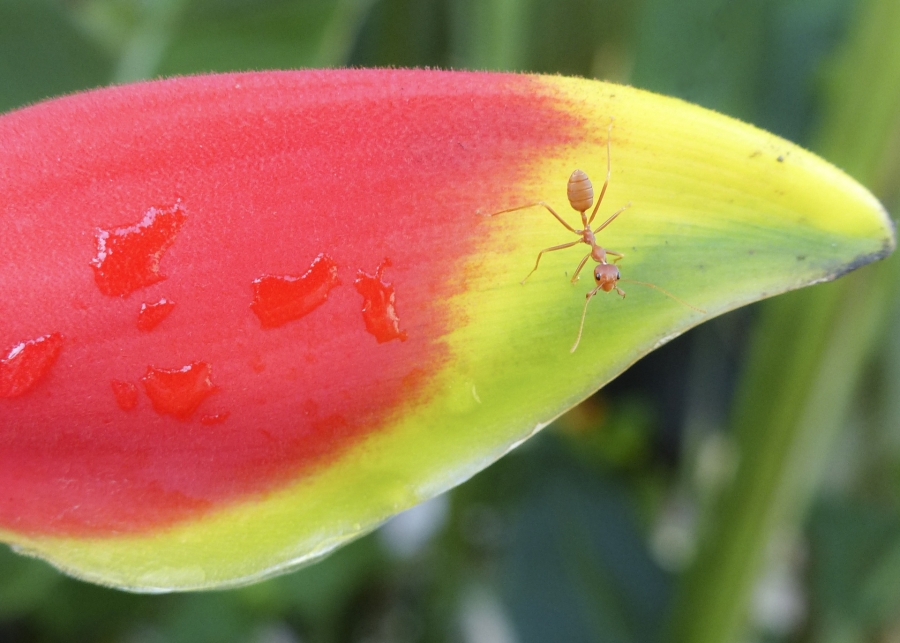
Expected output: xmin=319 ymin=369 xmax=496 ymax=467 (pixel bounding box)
xmin=489 ymin=122 xmax=705 ymax=352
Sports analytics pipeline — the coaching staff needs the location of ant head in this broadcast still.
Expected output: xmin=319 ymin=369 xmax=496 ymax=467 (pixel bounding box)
xmin=594 ymin=263 xmax=620 ymax=292
xmin=567 ymin=169 xmax=594 ymax=213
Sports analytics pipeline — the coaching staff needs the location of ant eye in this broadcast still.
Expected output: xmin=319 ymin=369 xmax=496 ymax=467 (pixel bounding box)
xmin=616 ymin=269 xmax=621 ymax=279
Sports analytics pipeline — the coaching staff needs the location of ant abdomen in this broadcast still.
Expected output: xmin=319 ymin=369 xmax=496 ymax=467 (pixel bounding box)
xmin=566 ymin=169 xmax=594 ymax=212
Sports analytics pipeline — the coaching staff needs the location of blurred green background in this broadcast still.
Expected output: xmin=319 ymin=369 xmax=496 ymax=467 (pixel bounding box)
xmin=2 ymin=0 xmax=900 ymax=641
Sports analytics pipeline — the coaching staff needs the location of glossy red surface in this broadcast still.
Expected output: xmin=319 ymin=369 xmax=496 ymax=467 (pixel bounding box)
xmin=354 ymin=259 xmax=407 ymax=344
xmin=137 ymin=298 xmax=176 ymax=332
xmin=0 ymin=70 xmax=581 ymax=535
xmin=91 ymin=204 xmax=187 ymax=298
xmin=142 ymin=362 xmax=218 ymax=419
xmin=251 ymin=254 xmax=340 ymax=329
xmin=0 ymin=334 xmax=64 ymax=399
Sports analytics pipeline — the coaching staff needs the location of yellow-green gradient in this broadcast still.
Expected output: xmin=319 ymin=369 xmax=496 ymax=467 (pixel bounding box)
xmin=5 ymin=74 xmax=891 ymax=591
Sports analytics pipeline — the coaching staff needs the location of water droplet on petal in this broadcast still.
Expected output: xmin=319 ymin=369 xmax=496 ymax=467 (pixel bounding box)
xmin=110 ymin=379 xmax=138 ymax=410
xmin=91 ymin=203 xmax=187 ymax=297
xmin=141 ymin=361 xmax=217 ymax=419
xmin=355 ymin=258 xmax=408 ymax=343
xmin=0 ymin=333 xmax=64 ymax=398
xmin=137 ymin=298 xmax=176 ymax=332
xmin=200 ymin=412 xmax=230 ymax=425
xmin=251 ymin=253 xmax=340 ymax=328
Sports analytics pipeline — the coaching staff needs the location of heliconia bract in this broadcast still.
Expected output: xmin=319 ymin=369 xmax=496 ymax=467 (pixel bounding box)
xmin=0 ymin=69 xmax=892 ymax=590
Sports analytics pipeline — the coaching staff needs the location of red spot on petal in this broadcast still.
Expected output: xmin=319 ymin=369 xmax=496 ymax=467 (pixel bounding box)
xmin=355 ymin=258 xmax=408 ymax=343
xmin=91 ymin=203 xmax=187 ymax=297
xmin=401 ymin=367 xmax=427 ymax=390
xmin=251 ymin=253 xmax=340 ymax=328
xmin=249 ymin=355 xmax=266 ymax=373
xmin=110 ymin=380 xmax=138 ymax=411
xmin=0 ymin=334 xmax=63 ymax=398
xmin=141 ymin=362 xmax=217 ymax=420
xmin=136 ymin=298 xmax=175 ymax=332
xmin=200 ymin=412 xmax=230 ymax=425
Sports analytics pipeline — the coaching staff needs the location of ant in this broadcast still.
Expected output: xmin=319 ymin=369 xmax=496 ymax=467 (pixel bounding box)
xmin=488 ymin=121 xmax=705 ymax=352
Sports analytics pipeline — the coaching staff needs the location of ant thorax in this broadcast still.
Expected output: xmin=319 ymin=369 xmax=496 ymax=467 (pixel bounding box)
xmin=581 ymin=229 xmax=606 ymax=262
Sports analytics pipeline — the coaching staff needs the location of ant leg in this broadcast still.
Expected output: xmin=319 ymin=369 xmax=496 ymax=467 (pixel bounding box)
xmin=489 ymin=201 xmax=580 ymax=235
xmin=594 ymin=202 xmax=631 ymax=234
xmin=571 ymin=284 xmax=603 ymax=353
xmin=570 ymin=252 xmax=592 ymax=283
xmin=587 ymin=121 xmax=614 ymax=226
xmin=521 ymin=240 xmax=582 ymax=284
xmin=607 ymin=250 xmax=625 ymax=264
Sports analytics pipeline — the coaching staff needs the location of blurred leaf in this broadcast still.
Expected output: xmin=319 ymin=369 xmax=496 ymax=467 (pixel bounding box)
xmin=668 ymin=0 xmax=900 ymax=641
xmin=235 ymin=534 xmax=387 ymax=633
xmin=523 ymin=0 xmax=638 ymax=79
xmin=447 ymin=0 xmax=639 ymax=78
xmin=556 ymin=396 xmax=656 ymax=471
xmin=0 ymin=0 xmax=112 ymax=113
xmin=808 ymin=500 xmax=900 ymax=640
xmin=158 ymin=0 xmax=377 ymax=73
xmin=498 ymin=441 xmax=669 ymax=643
xmin=350 ymin=0 xmax=450 ymax=68
xmin=71 ymin=0 xmax=376 ymax=81
xmin=448 ymin=0 xmax=529 ymax=70
xmin=0 ymin=545 xmax=61 ymax=620
xmin=110 ymin=0 xmax=189 ymax=83
xmin=632 ymin=0 xmax=854 ymax=141
xmin=631 ymin=0 xmax=770 ymax=123
xmin=756 ymin=0 xmax=855 ymax=141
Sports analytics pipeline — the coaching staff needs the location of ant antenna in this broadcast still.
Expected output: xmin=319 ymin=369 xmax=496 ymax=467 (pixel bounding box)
xmin=570 ymin=280 xmax=706 ymax=353
xmin=571 ymin=290 xmax=598 ymax=353
xmin=618 ymin=279 xmax=707 ymax=314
